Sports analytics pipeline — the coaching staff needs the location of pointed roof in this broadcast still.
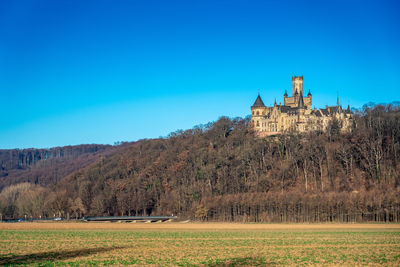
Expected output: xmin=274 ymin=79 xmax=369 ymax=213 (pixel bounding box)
xmin=326 ymin=106 xmax=341 ymax=114
xmin=279 ymin=105 xmax=298 ymax=114
xmin=337 ymin=91 xmax=340 ymax=106
xmin=312 ymin=109 xmax=322 ymax=117
xmin=284 ymin=89 xmax=288 ymax=97
xmin=307 ymin=88 xmax=312 ymax=96
xmin=252 ymin=94 xmax=266 ymax=107
xmin=298 ymin=91 xmax=305 ymax=109
xmin=320 ymin=108 xmax=329 ymax=116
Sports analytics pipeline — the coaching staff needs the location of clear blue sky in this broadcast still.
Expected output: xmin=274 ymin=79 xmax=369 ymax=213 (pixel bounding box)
xmin=0 ymin=0 xmax=399 ymax=148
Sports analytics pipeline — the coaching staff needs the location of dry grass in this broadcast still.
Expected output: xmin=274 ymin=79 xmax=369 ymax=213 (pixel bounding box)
xmin=2 ymin=222 xmax=399 ymax=231
xmin=1 ymin=222 xmax=399 ymax=266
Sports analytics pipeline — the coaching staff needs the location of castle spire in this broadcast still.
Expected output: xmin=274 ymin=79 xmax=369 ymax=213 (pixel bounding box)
xmin=284 ymin=89 xmax=288 ymax=97
xmin=252 ymin=93 xmax=266 ymax=107
xmin=308 ymin=88 xmax=311 ymax=96
xmin=298 ymin=91 xmax=305 ymax=109
xmin=274 ymin=98 xmax=277 ymax=106
xmin=337 ymin=91 xmax=340 ymax=106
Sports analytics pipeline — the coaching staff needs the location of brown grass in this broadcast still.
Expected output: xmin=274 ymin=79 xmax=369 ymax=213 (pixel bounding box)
xmin=1 ymin=221 xmax=399 ymax=231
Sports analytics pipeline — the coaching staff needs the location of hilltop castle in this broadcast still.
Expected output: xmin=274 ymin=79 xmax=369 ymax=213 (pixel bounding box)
xmin=251 ymin=76 xmax=353 ymax=136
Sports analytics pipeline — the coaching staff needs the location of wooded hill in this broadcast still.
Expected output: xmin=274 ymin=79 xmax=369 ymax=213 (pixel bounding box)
xmin=0 ymin=144 xmax=118 ymax=191
xmin=1 ymin=104 xmax=400 ymax=222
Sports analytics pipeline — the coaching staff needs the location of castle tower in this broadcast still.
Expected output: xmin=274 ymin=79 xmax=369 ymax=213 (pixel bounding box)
xmin=305 ymin=88 xmax=312 ymax=109
xmin=297 ymin=91 xmax=306 ymax=128
xmin=283 ymin=89 xmax=288 ymax=105
xmin=251 ymin=93 xmax=266 ymax=129
xmin=292 ymin=76 xmax=303 ymax=96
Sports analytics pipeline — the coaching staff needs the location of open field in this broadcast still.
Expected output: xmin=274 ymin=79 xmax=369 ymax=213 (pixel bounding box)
xmin=0 ymin=223 xmax=399 ymax=266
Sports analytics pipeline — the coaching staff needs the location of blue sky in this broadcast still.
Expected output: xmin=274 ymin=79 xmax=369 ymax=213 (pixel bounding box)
xmin=0 ymin=0 xmax=399 ymax=148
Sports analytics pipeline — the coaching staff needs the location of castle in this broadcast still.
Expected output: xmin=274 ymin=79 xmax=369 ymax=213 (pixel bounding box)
xmin=251 ymin=76 xmax=353 ymax=136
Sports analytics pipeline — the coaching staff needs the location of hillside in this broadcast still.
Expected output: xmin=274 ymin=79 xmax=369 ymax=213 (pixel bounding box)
xmin=0 ymin=144 xmax=119 ymax=190
xmin=1 ymin=105 xmax=400 ymax=222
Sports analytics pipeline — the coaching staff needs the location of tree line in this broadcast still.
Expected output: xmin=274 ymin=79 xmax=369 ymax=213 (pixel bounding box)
xmin=1 ymin=104 xmax=399 ymax=222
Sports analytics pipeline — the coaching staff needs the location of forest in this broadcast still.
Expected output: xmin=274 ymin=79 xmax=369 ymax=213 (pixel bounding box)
xmin=0 ymin=104 xmax=399 ymax=222
xmin=0 ymin=144 xmax=118 ymax=191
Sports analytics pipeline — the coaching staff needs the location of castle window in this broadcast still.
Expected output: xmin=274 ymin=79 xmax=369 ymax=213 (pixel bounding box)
xmin=257 ymin=111 xmax=259 ymax=115
xmin=256 ymin=121 xmax=260 ymax=127
xmin=252 ymin=111 xmax=254 ymax=115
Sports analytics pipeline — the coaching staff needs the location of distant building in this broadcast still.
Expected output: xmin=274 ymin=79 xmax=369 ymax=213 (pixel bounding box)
xmin=251 ymin=76 xmax=353 ymax=136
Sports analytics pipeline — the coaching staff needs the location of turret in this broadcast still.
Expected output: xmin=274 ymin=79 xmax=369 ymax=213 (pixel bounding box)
xmin=251 ymin=93 xmax=266 ymax=129
xmin=284 ymin=89 xmax=288 ymax=97
xmin=298 ymin=91 xmax=305 ymax=109
xmin=305 ymin=88 xmax=312 ymax=110
xmin=252 ymin=93 xmax=265 ymax=108
xmin=297 ymin=91 xmax=305 ymax=122
xmin=337 ymin=91 xmax=340 ymax=106
xmin=346 ymin=105 xmax=352 ymax=116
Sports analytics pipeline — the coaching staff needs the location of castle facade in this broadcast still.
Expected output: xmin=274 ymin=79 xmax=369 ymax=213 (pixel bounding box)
xmin=251 ymin=76 xmax=353 ymax=136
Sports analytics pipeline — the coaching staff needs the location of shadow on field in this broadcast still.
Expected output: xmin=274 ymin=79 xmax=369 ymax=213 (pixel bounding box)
xmin=0 ymin=246 xmax=126 ymax=265
xmin=207 ymin=256 xmax=269 ymax=266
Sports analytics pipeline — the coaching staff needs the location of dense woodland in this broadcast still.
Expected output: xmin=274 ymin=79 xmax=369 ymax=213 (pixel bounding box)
xmin=0 ymin=144 xmax=117 ymax=190
xmin=1 ymin=105 xmax=400 ymax=222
